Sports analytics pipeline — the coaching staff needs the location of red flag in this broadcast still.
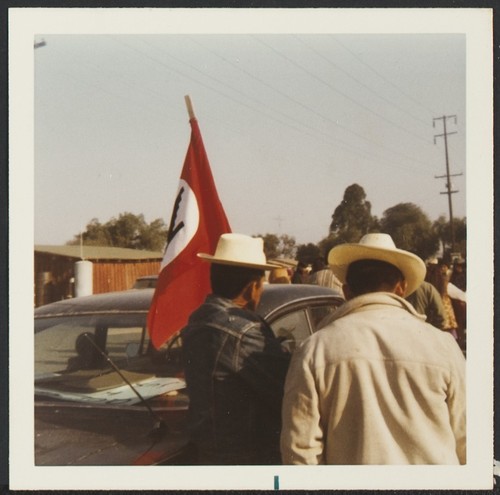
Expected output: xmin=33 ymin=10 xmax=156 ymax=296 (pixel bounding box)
xmin=148 ymin=117 xmax=231 ymax=348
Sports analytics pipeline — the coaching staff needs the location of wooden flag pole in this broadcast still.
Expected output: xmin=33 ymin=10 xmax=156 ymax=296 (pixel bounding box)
xmin=185 ymin=95 xmax=195 ymax=120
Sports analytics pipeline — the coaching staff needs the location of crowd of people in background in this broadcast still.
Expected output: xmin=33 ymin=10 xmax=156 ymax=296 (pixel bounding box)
xmin=269 ymin=250 xmax=467 ymax=353
xmin=180 ymin=233 xmax=466 ymax=466
xmin=269 ymin=255 xmax=345 ymax=293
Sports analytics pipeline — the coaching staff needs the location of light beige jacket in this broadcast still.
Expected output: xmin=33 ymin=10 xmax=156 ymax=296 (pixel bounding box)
xmin=281 ymin=292 xmax=466 ymax=465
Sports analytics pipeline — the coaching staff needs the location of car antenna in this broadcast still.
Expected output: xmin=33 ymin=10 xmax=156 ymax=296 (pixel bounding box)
xmin=82 ymin=333 xmax=167 ymax=440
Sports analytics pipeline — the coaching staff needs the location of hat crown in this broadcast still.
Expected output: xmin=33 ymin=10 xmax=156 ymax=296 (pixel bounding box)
xmin=327 ymin=232 xmax=426 ymax=296
xmin=198 ymin=233 xmax=276 ymax=270
xmin=214 ymin=233 xmax=266 ymax=264
xmin=359 ymin=233 xmax=397 ymax=250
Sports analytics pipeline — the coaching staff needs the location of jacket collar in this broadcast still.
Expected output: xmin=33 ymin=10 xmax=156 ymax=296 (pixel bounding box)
xmin=329 ymin=291 xmax=426 ymax=324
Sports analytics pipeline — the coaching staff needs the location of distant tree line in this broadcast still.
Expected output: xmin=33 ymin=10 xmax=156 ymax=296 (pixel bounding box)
xmin=260 ymin=183 xmax=465 ymax=265
xmin=67 ymin=212 xmax=167 ymax=252
xmin=69 ymin=183 xmax=466 ymax=263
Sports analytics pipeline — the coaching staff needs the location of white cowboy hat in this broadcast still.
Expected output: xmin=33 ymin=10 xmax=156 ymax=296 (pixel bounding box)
xmin=327 ymin=233 xmax=426 ymax=296
xmin=198 ymin=233 xmax=278 ymax=270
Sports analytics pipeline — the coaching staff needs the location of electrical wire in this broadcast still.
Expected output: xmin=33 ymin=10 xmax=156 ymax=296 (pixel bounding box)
xmin=252 ymin=35 xmax=433 ymax=146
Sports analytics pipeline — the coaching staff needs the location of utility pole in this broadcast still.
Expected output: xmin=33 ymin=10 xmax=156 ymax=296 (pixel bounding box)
xmin=433 ymin=115 xmax=462 ymax=255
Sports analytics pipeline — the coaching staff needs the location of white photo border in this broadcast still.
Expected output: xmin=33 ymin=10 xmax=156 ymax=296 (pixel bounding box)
xmin=9 ymin=7 xmax=494 ymax=490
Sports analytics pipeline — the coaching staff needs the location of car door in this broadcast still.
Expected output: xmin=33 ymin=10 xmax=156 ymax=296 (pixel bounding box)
xmin=267 ymin=300 xmax=341 ymax=351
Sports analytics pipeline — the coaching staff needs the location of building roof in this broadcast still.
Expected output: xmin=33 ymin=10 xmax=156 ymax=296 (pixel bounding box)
xmin=35 ymin=245 xmax=163 ymax=261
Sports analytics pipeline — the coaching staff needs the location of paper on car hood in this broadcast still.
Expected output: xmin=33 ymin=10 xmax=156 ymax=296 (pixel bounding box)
xmin=35 ymin=376 xmax=186 ymax=405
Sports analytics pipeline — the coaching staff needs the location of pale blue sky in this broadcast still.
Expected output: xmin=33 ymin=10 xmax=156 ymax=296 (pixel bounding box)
xmin=34 ymin=31 xmax=466 ymax=247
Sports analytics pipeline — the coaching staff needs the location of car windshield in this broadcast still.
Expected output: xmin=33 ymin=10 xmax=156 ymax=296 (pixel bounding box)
xmin=34 ymin=312 xmax=185 ymax=404
xmin=35 ymin=313 xmax=149 ymax=378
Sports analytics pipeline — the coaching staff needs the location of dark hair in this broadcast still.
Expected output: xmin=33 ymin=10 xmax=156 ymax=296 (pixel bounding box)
xmin=425 ymin=263 xmax=447 ymax=296
xmin=346 ymin=259 xmax=404 ymax=296
xmin=311 ymin=257 xmax=326 ymax=273
xmin=210 ymin=263 xmax=265 ymax=299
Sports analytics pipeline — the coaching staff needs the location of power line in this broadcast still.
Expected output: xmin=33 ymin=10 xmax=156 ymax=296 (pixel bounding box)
xmin=333 ymin=36 xmax=435 ymax=118
xmin=41 ymin=35 xmax=447 ymax=179
xmin=254 ymin=35 xmax=433 ymax=147
xmin=295 ymin=35 xmax=432 ymax=129
xmin=112 ymin=36 xmax=438 ymax=175
xmin=139 ymin=38 xmax=346 ymax=140
xmin=112 ymin=38 xmax=323 ymax=134
xmin=50 ymin=37 xmax=405 ymax=173
xmin=186 ymin=35 xmax=437 ymax=171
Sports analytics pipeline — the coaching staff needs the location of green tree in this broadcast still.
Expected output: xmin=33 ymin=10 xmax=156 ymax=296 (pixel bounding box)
xmin=278 ymin=234 xmax=297 ymax=259
xmin=329 ymin=184 xmax=378 ymax=246
xmin=75 ymin=218 xmax=111 ymax=246
xmin=140 ymin=218 xmax=169 ymax=252
xmin=296 ymin=243 xmax=321 ymax=265
xmin=433 ymin=215 xmax=466 ymax=258
xmin=107 ymin=212 xmax=145 ymax=249
xmin=317 ymin=234 xmax=337 ymax=261
xmin=257 ymin=233 xmax=297 ymax=260
xmin=69 ymin=212 xmax=167 ymax=252
xmin=260 ymin=233 xmax=280 ymax=259
xmin=379 ymin=203 xmax=439 ymax=260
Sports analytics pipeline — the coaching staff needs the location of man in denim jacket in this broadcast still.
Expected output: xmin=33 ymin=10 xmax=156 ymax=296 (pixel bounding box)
xmin=181 ymin=234 xmax=291 ymax=464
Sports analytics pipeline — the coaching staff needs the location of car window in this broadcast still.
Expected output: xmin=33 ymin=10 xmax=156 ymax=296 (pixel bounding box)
xmin=270 ymin=309 xmax=311 ymax=352
xmin=35 ymin=322 xmax=92 ymax=377
xmin=309 ymin=305 xmax=338 ymax=331
xmin=106 ymin=326 xmax=150 ymax=362
xmin=35 ymin=314 xmax=150 ymax=380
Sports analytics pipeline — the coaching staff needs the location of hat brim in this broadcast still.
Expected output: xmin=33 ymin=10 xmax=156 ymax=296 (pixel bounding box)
xmin=328 ymin=244 xmax=426 ymax=296
xmin=197 ymin=253 xmax=278 ymax=270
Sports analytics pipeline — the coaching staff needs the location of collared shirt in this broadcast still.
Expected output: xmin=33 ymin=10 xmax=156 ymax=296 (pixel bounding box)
xmin=308 ymin=268 xmax=344 ymax=295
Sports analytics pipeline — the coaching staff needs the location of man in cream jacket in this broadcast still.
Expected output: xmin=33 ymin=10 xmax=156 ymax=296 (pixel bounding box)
xmin=281 ymin=233 xmax=466 ymax=464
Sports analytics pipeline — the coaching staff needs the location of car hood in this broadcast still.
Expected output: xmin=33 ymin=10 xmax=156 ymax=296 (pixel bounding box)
xmin=35 ymin=398 xmax=189 ymax=466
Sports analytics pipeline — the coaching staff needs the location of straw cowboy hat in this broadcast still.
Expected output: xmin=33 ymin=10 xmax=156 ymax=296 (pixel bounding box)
xmin=327 ymin=233 xmax=426 ymax=296
xmin=198 ymin=233 xmax=278 ymax=270
xmin=269 ymin=267 xmax=291 ymax=284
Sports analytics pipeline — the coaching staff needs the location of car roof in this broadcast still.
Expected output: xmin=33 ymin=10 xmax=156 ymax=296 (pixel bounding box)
xmin=35 ymin=284 xmax=343 ymax=319
xmin=35 ymin=289 xmax=155 ymax=318
xmin=257 ymin=284 xmax=343 ymax=319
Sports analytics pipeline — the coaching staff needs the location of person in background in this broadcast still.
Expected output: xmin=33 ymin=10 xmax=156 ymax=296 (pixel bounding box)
xmin=281 ymin=233 xmax=466 ymax=465
xmin=308 ymin=256 xmax=344 ymax=296
xmin=291 ymin=261 xmax=310 ymax=284
xmin=426 ymin=262 xmax=460 ymax=341
xmin=449 ymin=258 xmax=467 ymax=351
xmin=181 ymin=233 xmax=291 ymax=465
xmin=269 ymin=267 xmax=291 ymax=284
xmin=406 ymin=279 xmax=447 ymax=330
xmin=450 ymin=258 xmax=466 ymax=292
